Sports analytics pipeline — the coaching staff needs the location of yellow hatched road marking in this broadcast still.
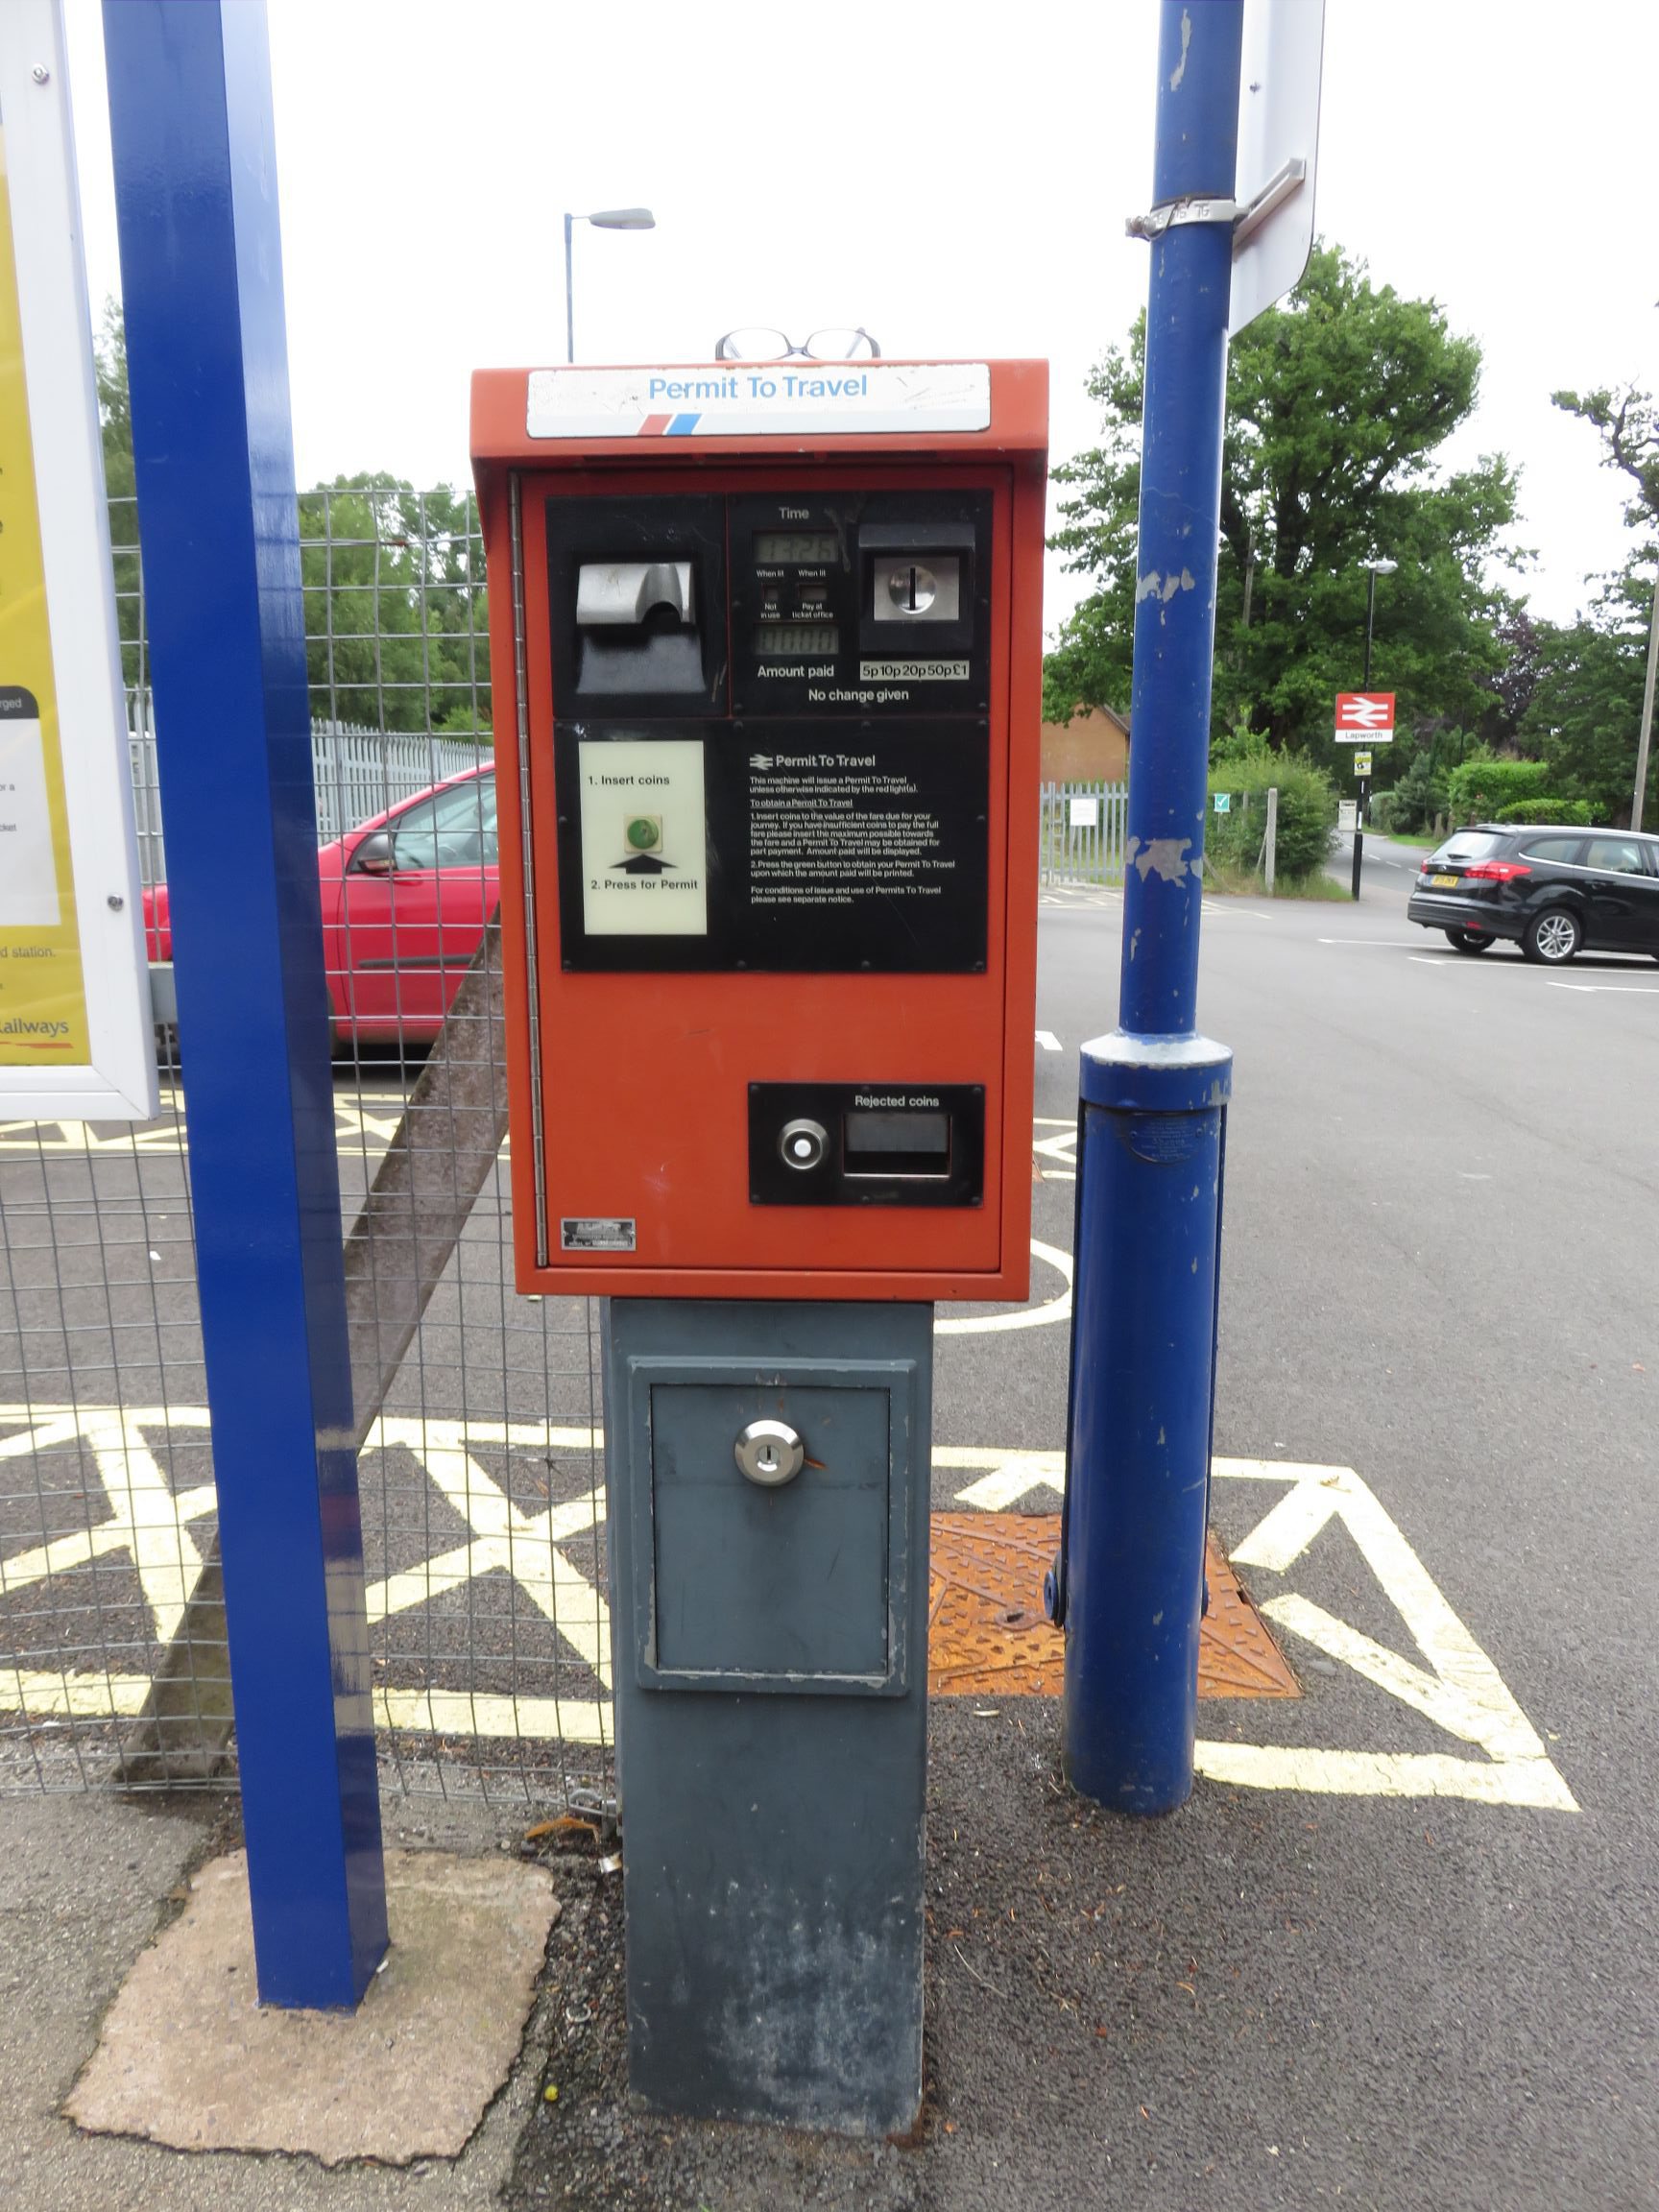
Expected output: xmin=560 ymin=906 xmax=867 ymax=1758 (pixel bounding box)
xmin=0 ymin=1413 xmax=1576 ymax=1807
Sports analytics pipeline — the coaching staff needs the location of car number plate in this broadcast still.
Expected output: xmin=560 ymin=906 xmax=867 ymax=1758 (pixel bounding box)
xmin=1430 ymin=873 xmax=1458 ymax=888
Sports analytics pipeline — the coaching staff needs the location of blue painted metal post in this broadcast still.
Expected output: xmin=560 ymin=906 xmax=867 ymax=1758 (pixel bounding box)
xmin=1050 ymin=0 xmax=1241 ymax=1815
xmin=104 ymin=0 xmax=388 ymax=2004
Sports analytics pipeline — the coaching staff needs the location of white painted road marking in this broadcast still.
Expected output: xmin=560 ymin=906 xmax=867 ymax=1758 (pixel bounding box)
xmin=935 ymin=1239 xmax=1072 ymax=1335
xmin=1547 ymin=980 xmax=1659 ymax=995
xmin=1032 ymin=1117 xmax=1077 ymax=1184
xmin=1035 ymin=1029 xmax=1062 ymax=1051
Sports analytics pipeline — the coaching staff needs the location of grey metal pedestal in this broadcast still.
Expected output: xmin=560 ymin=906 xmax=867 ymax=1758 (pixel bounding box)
xmin=601 ymin=1297 xmax=933 ymax=2134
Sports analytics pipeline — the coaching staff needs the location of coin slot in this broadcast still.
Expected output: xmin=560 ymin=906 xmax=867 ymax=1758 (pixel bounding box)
xmin=844 ymin=1108 xmax=950 ymax=1179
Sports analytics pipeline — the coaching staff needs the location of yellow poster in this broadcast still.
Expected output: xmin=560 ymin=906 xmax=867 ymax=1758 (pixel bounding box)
xmin=0 ymin=117 xmax=89 ymax=1068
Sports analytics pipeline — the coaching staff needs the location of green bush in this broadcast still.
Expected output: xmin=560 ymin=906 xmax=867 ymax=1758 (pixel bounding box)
xmin=1380 ymin=750 xmax=1449 ymax=834
xmin=1206 ymin=756 xmax=1338 ymax=879
xmin=1446 ymin=757 xmax=1548 ymax=822
xmin=1493 ymin=797 xmax=1592 ymax=826
xmin=1210 ymin=711 xmax=1273 ymax=767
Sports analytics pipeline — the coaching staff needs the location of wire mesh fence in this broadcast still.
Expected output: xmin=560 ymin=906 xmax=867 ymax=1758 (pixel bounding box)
xmin=1041 ymin=780 xmax=1128 ymax=885
xmin=1 ymin=487 xmax=613 ymax=1813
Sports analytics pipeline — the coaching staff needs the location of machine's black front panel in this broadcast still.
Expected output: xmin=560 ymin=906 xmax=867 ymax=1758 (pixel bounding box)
xmin=545 ymin=493 xmax=728 ymax=719
xmin=748 ymin=1081 xmax=985 ymax=1208
xmin=728 ymin=489 xmax=992 ymax=716
xmin=545 ymin=486 xmax=996 ymax=973
xmin=553 ymin=717 xmax=989 ymax=973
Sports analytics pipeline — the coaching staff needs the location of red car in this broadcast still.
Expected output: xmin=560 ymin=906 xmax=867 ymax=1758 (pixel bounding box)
xmin=144 ymin=761 xmax=498 ymax=1047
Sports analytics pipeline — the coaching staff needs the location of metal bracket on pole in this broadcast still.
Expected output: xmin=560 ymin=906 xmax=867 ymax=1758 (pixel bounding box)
xmin=1126 ymin=196 xmax=1238 ymax=241
xmin=1231 ymin=156 xmax=1307 ymax=247
xmin=1126 ymin=156 xmax=1305 ymax=248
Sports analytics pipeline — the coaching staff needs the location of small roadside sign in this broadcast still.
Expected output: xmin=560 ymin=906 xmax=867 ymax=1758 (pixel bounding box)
xmin=1214 ymin=792 xmax=1232 ymax=814
xmin=1334 ymin=692 xmax=1395 ymax=741
xmin=1337 ymin=800 xmax=1358 ymax=833
xmin=1352 ymin=750 xmax=1372 ymax=777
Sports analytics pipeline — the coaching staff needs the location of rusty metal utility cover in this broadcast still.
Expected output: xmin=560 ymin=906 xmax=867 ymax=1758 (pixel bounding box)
xmin=927 ymin=1513 xmax=1298 ymax=1699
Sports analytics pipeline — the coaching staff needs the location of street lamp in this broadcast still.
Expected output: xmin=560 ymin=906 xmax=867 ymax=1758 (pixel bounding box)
xmin=1351 ymin=557 xmax=1398 ymax=901
xmin=563 ymin=206 xmax=655 ymax=364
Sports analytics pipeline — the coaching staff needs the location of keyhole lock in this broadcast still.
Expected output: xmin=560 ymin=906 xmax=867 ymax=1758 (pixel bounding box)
xmin=885 ymin=561 xmax=937 ymax=614
xmin=734 ymin=1418 xmax=805 ymax=1488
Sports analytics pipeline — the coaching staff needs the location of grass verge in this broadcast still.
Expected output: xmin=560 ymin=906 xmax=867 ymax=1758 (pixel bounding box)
xmin=1204 ymin=860 xmax=1354 ymax=901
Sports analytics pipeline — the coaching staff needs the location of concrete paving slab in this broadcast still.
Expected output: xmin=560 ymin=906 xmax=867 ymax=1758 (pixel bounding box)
xmin=66 ymin=1845 xmax=558 ymax=2167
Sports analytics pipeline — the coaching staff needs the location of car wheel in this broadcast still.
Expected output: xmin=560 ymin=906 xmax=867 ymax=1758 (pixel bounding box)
xmin=1444 ymin=929 xmax=1493 ymax=953
xmin=1522 ymin=908 xmax=1582 ymax=965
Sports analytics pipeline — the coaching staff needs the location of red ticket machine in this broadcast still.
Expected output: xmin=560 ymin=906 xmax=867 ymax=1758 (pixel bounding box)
xmin=470 ymin=359 xmax=1047 ymax=1301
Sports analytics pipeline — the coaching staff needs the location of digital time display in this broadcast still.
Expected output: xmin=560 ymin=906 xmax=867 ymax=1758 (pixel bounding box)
xmin=755 ymin=531 xmax=839 ymax=565
xmin=754 ymin=623 xmax=837 ymax=660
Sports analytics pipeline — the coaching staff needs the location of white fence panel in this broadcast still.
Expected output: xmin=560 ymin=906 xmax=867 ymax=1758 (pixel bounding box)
xmin=1040 ymin=781 xmax=1128 ymax=885
xmin=127 ymin=694 xmax=486 ymax=886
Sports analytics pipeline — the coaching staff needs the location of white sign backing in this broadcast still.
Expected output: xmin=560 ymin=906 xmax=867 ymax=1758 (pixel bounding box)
xmin=528 ymin=362 xmax=991 ymax=442
xmin=0 ymin=1 xmax=156 ymax=1120
xmin=1230 ymin=0 xmax=1327 ymax=336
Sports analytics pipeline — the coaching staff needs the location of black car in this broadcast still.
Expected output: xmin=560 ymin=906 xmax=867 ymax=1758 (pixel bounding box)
xmin=1407 ymin=824 xmax=1659 ymax=963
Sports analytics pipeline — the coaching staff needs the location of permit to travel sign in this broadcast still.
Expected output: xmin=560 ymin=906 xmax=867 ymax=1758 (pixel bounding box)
xmin=0 ymin=4 xmax=154 ymax=1119
xmin=527 ymin=362 xmax=992 ymax=441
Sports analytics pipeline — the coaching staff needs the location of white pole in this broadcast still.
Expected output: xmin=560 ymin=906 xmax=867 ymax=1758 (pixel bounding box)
xmin=1265 ymin=785 xmax=1279 ymax=895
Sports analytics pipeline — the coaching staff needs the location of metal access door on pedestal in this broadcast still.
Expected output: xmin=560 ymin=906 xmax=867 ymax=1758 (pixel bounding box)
xmin=602 ymin=1297 xmax=932 ymax=2135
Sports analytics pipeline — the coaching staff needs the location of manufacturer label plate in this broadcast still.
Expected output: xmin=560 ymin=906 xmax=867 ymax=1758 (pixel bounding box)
xmin=560 ymin=1216 xmax=637 ymax=1252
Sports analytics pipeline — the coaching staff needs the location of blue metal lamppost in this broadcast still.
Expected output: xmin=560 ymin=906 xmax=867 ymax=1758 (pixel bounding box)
xmin=1049 ymin=0 xmax=1242 ymax=1816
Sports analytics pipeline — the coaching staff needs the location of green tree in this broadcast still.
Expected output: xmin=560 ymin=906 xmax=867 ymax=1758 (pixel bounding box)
xmin=1552 ymin=384 xmax=1659 ymax=544
xmin=1521 ymin=590 xmax=1654 ymax=825
xmin=1533 ymin=383 xmax=1659 ymax=823
xmin=1046 ymin=246 xmax=1525 ymax=774
xmin=95 ymin=303 xmax=145 ymax=691
xmin=297 ymin=474 xmax=490 ymax=736
xmin=93 ymin=309 xmax=489 ymax=737
xmin=1478 ymin=610 xmax=1546 ymax=750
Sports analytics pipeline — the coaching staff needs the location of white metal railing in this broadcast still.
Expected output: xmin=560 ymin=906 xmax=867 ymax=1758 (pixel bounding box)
xmin=127 ymin=697 xmax=486 ymax=887
xmin=1040 ymin=781 xmax=1128 ymax=886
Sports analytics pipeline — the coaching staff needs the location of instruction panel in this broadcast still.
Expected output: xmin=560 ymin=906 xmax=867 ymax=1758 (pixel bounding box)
xmin=556 ymin=719 xmax=988 ymax=973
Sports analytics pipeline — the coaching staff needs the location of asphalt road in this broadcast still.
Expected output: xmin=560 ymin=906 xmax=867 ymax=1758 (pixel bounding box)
xmin=939 ymin=858 xmax=1654 ymax=2210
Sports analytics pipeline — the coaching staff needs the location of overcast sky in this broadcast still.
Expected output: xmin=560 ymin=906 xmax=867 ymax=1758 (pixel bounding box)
xmin=62 ymin=0 xmax=1659 ymax=642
